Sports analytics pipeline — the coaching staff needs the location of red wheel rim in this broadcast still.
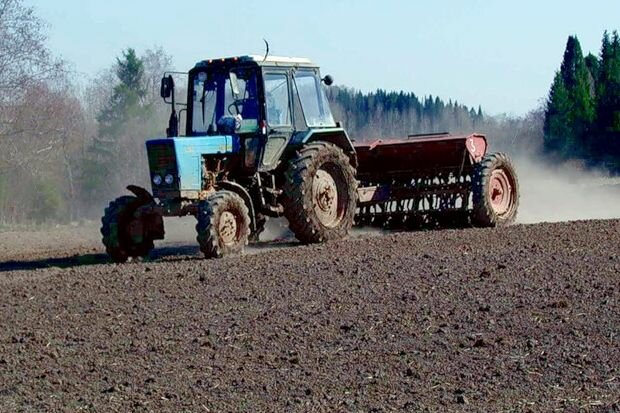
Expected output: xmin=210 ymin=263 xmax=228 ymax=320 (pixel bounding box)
xmin=488 ymin=169 xmax=513 ymax=215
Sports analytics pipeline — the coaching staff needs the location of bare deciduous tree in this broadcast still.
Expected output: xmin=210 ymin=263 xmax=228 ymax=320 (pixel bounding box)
xmin=0 ymin=0 xmax=63 ymax=100
xmin=0 ymin=0 xmax=78 ymax=224
xmin=142 ymin=46 xmax=173 ymax=104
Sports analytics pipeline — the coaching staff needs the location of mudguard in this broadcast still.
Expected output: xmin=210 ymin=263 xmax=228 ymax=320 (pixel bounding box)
xmin=289 ymin=128 xmax=358 ymax=168
xmin=127 ymin=185 xmax=155 ymax=204
xmin=125 ymin=185 xmax=165 ymax=241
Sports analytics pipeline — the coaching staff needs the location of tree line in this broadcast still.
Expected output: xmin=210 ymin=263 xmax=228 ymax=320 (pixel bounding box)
xmin=326 ymin=87 xmax=484 ymax=139
xmin=544 ymin=31 xmax=620 ymax=168
xmin=326 ymin=87 xmax=545 ymax=158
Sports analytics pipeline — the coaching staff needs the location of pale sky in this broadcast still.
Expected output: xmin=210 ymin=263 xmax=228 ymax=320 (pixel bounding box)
xmin=27 ymin=0 xmax=620 ymax=116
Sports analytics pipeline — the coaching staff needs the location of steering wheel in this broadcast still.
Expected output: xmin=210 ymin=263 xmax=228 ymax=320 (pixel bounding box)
xmin=228 ymin=99 xmax=247 ymax=115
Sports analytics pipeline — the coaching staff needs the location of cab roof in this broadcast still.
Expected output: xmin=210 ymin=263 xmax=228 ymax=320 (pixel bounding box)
xmin=194 ymin=55 xmax=318 ymax=69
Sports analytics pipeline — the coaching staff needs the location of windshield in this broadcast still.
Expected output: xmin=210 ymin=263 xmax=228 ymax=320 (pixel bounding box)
xmin=191 ymin=67 xmax=259 ymax=135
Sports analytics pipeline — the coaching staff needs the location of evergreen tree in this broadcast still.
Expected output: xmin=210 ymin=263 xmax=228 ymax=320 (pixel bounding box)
xmin=568 ymin=37 xmax=596 ymax=150
xmin=560 ymin=36 xmax=583 ymax=88
xmin=544 ymin=36 xmax=595 ymax=157
xmin=325 ymin=87 xmax=480 ymax=139
xmin=117 ymin=48 xmax=146 ymax=96
xmin=97 ymin=48 xmax=147 ymax=136
xmin=584 ymin=53 xmax=600 ymax=93
xmin=82 ymin=48 xmax=150 ymax=204
xmin=596 ymin=31 xmax=620 ymax=140
xmin=544 ymin=72 xmax=572 ymax=153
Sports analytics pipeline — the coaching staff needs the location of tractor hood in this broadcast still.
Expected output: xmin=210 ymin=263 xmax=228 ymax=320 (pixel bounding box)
xmin=146 ymin=135 xmax=240 ymax=197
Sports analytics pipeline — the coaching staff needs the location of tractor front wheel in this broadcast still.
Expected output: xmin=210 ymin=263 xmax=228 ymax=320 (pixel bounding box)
xmin=471 ymin=152 xmax=519 ymax=227
xmin=101 ymin=196 xmax=156 ymax=263
xmin=283 ymin=142 xmax=357 ymax=243
xmin=195 ymin=191 xmax=251 ymax=259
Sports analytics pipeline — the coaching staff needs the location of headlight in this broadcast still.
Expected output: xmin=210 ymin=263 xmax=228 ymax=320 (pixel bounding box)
xmin=152 ymin=174 xmax=162 ymax=185
xmin=164 ymin=174 xmax=174 ymax=185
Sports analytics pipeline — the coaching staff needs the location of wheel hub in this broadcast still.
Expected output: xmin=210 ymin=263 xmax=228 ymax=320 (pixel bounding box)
xmin=489 ymin=169 xmax=512 ymax=215
xmin=313 ymin=169 xmax=339 ymax=227
xmin=219 ymin=211 xmax=238 ymax=246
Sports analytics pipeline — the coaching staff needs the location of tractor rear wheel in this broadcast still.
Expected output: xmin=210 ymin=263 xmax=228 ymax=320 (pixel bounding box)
xmin=471 ymin=152 xmax=519 ymax=227
xmin=196 ymin=190 xmax=251 ymax=259
xmin=283 ymin=142 xmax=357 ymax=243
xmin=101 ymin=196 xmax=155 ymax=263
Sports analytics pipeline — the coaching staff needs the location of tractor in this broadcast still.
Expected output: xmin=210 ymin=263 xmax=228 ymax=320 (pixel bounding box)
xmin=101 ymin=55 xmax=519 ymax=262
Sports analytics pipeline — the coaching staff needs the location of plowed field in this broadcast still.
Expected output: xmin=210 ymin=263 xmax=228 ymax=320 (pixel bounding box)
xmin=1 ymin=220 xmax=619 ymax=412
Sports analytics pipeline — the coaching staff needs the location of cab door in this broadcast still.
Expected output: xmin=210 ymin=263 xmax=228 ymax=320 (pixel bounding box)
xmin=260 ymin=71 xmax=294 ymax=170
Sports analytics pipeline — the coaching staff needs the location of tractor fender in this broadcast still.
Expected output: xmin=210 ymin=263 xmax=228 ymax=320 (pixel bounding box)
xmin=127 ymin=185 xmax=155 ymax=205
xmin=125 ymin=185 xmax=164 ymax=240
xmin=292 ymin=128 xmax=358 ymax=169
xmin=217 ymin=181 xmax=258 ymax=234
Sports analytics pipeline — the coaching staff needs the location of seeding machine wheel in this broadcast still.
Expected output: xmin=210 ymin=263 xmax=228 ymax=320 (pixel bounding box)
xmin=472 ymin=152 xmax=519 ymax=227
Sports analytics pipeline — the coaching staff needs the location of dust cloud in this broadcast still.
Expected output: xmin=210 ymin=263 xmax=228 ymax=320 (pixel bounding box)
xmin=158 ymin=216 xmax=295 ymax=248
xmin=259 ymin=218 xmax=293 ymax=242
xmin=159 ymin=216 xmax=197 ymax=245
xmin=514 ymin=156 xmax=620 ymax=224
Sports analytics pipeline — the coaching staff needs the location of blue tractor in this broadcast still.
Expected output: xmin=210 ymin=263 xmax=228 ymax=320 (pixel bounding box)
xmin=101 ymin=55 xmax=358 ymax=262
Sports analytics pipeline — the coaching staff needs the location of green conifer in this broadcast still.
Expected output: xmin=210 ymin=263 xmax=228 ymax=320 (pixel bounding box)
xmin=596 ymin=31 xmax=620 ymax=134
xmin=544 ymin=71 xmax=572 ymax=153
xmin=544 ymin=36 xmax=595 ymax=156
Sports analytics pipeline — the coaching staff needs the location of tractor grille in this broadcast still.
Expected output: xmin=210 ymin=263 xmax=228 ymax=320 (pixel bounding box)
xmin=148 ymin=142 xmax=176 ymax=170
xmin=146 ymin=141 xmax=179 ymax=196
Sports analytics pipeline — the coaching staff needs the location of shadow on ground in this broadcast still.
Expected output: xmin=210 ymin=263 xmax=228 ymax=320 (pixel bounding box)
xmin=0 ymin=244 xmax=201 ymax=272
xmin=0 ymin=240 xmax=300 ymax=273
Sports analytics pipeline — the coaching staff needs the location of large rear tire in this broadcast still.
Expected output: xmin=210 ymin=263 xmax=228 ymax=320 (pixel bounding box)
xmin=101 ymin=196 xmax=155 ymax=263
xmin=471 ymin=152 xmax=519 ymax=227
xmin=196 ymin=190 xmax=251 ymax=259
xmin=283 ymin=142 xmax=357 ymax=243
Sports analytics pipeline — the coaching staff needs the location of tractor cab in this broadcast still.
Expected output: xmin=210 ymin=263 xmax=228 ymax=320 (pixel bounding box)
xmin=184 ymin=55 xmax=336 ymax=135
xmin=158 ymin=55 xmax=339 ymax=177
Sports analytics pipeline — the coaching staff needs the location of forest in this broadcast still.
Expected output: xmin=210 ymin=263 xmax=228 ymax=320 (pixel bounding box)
xmin=544 ymin=32 xmax=620 ymax=168
xmin=0 ymin=0 xmax=612 ymax=225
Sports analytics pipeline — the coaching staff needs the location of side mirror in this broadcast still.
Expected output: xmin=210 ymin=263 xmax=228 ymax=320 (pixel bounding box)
xmin=160 ymin=75 xmax=173 ymax=99
xmin=322 ymin=75 xmax=334 ymax=86
xmin=229 ymin=72 xmax=241 ymax=98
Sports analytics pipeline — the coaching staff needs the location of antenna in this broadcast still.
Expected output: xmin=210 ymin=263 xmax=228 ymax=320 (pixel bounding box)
xmin=262 ymin=39 xmax=270 ymax=62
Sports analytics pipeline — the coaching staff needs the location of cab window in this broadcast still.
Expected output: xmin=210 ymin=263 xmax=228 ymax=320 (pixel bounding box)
xmin=264 ymin=73 xmax=291 ymax=127
xmin=293 ymin=70 xmax=336 ymax=127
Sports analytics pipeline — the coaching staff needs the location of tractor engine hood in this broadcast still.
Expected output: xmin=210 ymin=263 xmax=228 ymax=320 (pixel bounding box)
xmin=146 ymin=135 xmax=240 ymax=198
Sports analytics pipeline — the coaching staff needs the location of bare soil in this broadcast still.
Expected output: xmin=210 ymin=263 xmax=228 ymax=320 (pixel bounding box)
xmin=1 ymin=219 xmax=619 ymax=412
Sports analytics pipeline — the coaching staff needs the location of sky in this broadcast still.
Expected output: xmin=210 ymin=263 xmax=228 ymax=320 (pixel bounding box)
xmin=26 ymin=0 xmax=620 ymax=116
